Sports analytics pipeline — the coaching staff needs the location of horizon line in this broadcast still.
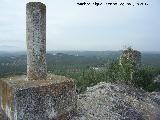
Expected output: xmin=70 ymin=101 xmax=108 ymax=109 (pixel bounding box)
xmin=0 ymin=50 xmax=160 ymax=53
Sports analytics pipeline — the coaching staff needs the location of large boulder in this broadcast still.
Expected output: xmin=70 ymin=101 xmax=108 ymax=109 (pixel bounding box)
xmin=72 ymin=82 xmax=160 ymax=120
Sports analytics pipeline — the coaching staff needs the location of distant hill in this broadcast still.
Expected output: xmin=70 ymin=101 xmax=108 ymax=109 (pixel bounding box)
xmin=0 ymin=51 xmax=160 ymax=77
xmin=0 ymin=51 xmax=26 ymax=57
xmin=48 ymin=50 xmax=122 ymax=59
xmin=142 ymin=53 xmax=160 ymax=67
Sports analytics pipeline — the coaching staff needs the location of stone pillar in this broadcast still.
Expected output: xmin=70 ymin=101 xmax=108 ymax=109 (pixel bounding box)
xmin=0 ymin=2 xmax=77 ymax=120
xmin=26 ymin=2 xmax=47 ymax=80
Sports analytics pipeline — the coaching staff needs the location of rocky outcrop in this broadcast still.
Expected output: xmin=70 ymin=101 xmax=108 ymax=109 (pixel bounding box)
xmin=72 ymin=82 xmax=160 ymax=120
xmin=1 ymin=81 xmax=160 ymax=120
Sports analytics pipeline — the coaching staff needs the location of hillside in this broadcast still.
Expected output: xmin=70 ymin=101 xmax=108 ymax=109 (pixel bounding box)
xmin=1 ymin=51 xmax=160 ymax=119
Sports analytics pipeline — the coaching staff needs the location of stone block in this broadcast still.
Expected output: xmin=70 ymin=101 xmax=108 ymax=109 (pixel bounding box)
xmin=0 ymin=74 xmax=77 ymax=120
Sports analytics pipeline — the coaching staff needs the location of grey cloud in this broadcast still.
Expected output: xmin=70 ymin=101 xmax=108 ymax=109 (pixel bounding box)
xmin=0 ymin=0 xmax=159 ymax=51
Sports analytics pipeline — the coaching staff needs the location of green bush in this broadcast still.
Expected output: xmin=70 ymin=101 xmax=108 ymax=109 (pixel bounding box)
xmin=133 ymin=66 xmax=160 ymax=91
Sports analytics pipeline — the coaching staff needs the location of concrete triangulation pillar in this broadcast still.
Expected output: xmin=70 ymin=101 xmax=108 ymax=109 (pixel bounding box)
xmin=26 ymin=2 xmax=47 ymax=80
xmin=0 ymin=2 xmax=77 ymax=120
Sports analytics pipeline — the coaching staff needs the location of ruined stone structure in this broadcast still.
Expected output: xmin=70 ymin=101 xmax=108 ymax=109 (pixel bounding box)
xmin=118 ymin=48 xmax=142 ymax=82
xmin=0 ymin=2 xmax=77 ymax=120
xmin=119 ymin=47 xmax=141 ymax=68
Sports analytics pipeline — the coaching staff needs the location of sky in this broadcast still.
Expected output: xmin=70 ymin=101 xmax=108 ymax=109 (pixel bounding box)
xmin=0 ymin=0 xmax=160 ymax=51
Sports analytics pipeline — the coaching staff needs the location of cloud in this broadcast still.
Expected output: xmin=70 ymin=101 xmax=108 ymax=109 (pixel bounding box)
xmin=0 ymin=0 xmax=160 ymax=51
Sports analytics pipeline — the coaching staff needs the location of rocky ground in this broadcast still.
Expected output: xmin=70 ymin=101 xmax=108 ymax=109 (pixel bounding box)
xmin=72 ymin=82 xmax=160 ymax=120
xmin=1 ymin=82 xmax=160 ymax=120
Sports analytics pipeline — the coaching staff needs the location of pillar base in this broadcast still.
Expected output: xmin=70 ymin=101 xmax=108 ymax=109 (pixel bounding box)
xmin=0 ymin=74 xmax=77 ymax=120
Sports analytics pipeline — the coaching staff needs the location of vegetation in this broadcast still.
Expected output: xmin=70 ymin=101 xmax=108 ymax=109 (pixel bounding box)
xmin=0 ymin=51 xmax=160 ymax=92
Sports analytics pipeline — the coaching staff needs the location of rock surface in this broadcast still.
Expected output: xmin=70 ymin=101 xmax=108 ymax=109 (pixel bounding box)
xmin=72 ymin=82 xmax=160 ymax=120
xmin=0 ymin=74 xmax=77 ymax=120
xmin=1 ymin=81 xmax=160 ymax=120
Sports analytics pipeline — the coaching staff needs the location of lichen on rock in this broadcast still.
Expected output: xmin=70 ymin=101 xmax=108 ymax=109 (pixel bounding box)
xmin=72 ymin=82 xmax=160 ymax=120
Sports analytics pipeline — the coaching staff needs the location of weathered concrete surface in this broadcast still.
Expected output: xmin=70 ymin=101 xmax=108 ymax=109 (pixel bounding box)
xmin=0 ymin=108 xmax=9 ymax=120
xmin=0 ymin=74 xmax=77 ymax=120
xmin=0 ymin=2 xmax=77 ymax=120
xmin=26 ymin=2 xmax=47 ymax=80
